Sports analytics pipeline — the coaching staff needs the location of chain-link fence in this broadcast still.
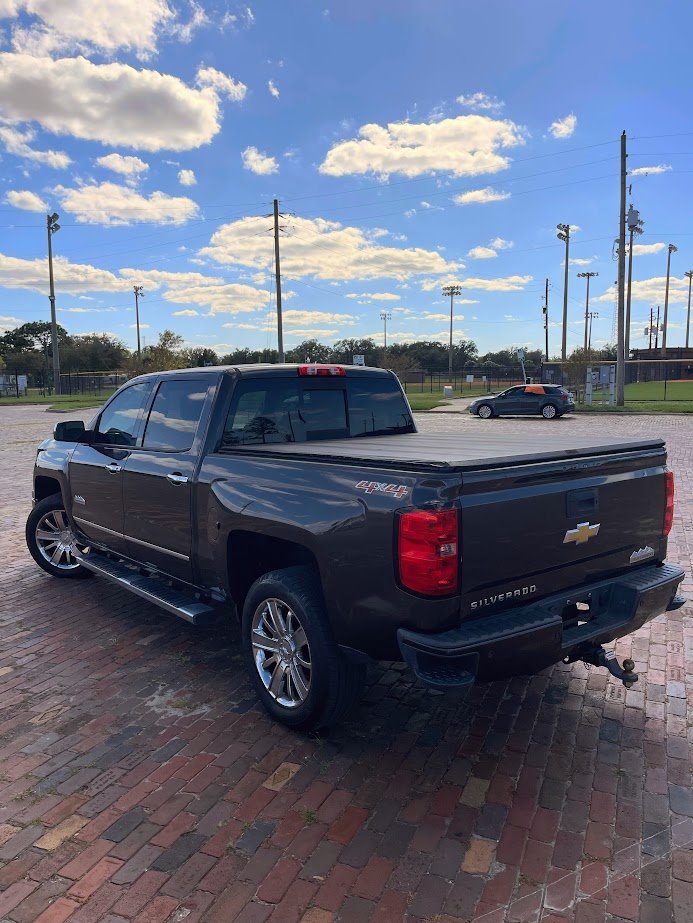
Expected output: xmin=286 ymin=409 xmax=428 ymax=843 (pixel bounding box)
xmin=0 ymin=369 xmax=129 ymax=401
xmin=541 ymin=358 xmax=693 ymax=404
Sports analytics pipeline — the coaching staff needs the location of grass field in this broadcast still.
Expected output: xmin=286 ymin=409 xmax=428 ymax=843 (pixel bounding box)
xmin=0 ymin=389 xmax=115 ymax=412
xmin=576 ymin=401 xmax=693 ymax=414
xmin=623 ymin=380 xmax=693 ymax=401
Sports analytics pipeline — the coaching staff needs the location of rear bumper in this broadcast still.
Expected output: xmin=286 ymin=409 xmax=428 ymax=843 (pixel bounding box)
xmin=397 ymin=563 xmax=685 ymax=690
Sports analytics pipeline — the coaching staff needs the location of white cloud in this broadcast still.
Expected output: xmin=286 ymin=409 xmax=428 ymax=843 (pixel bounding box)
xmin=453 ymin=186 xmax=510 ymax=205
xmin=196 ymin=66 xmax=246 ymax=102
xmin=163 ymin=282 xmax=270 ymax=314
xmin=268 ymin=79 xmax=279 ymax=98
xmin=283 ymin=327 xmax=340 ymax=339
xmin=2 ymin=0 xmax=173 ymax=58
xmin=241 ymin=145 xmax=278 ymax=175
xmin=0 ymin=123 xmax=70 ymax=168
xmin=462 ymin=275 xmax=532 ymax=292
xmin=422 ymin=312 xmax=451 ymax=321
xmin=170 ymin=0 xmax=208 ymax=43
xmin=631 ymin=242 xmax=666 ymax=256
xmin=0 ymin=55 xmax=244 ymax=152
xmin=630 ymin=164 xmax=671 ymax=177
xmin=0 ymin=314 xmax=21 ymax=331
xmin=172 ymin=308 xmax=200 ymax=316
xmin=118 ymin=268 xmax=222 ymax=288
xmin=58 ymin=306 xmax=117 ymax=313
xmin=56 ymin=181 xmax=199 ymax=225
xmin=280 ymin=310 xmax=355 ymax=327
xmin=95 ymin=153 xmax=149 ymax=176
xmin=467 ymin=246 xmax=497 ymax=260
xmin=596 ymin=275 xmax=689 ymax=305
xmin=201 ymin=215 xmax=460 ymax=282
xmin=5 ymin=188 xmax=47 ymax=211
xmin=548 ymin=114 xmax=577 ymax=139
xmin=345 ymin=292 xmax=400 ymax=302
xmin=490 ymin=237 xmax=513 ymax=250
xmin=569 ymin=257 xmax=593 ymax=266
xmin=319 ymin=114 xmax=524 ymax=179
xmin=456 ymin=92 xmax=504 ymax=112
xmin=178 ymin=168 xmax=197 ymax=186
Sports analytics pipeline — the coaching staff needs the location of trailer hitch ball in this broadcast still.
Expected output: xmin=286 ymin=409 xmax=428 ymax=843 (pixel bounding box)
xmin=581 ymin=646 xmax=639 ymax=687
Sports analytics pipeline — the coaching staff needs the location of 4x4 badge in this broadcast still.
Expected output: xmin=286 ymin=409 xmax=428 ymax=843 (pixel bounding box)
xmin=563 ymin=521 xmax=600 ymax=545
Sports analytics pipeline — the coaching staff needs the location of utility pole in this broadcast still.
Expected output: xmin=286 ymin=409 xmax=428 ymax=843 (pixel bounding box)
xmin=380 ymin=311 xmax=391 ymax=352
xmin=46 ymin=212 xmax=61 ymax=394
xmin=588 ymin=311 xmax=599 ymax=351
xmin=648 ymin=306 xmax=654 ymax=351
xmin=133 ymin=285 xmax=144 ymax=366
xmin=625 ymin=205 xmax=643 ymax=358
xmin=615 ymin=131 xmax=627 ymax=406
xmin=578 ymin=271 xmax=598 ymax=351
xmin=685 ymin=270 xmax=693 ymax=349
xmin=661 ymin=243 xmax=677 ymax=356
xmin=273 ymin=198 xmax=284 ymax=362
xmin=556 ymin=224 xmax=570 ymax=360
xmin=442 ymin=284 xmax=462 ymax=378
xmin=542 ymin=277 xmax=549 ymax=360
xmin=654 ymin=306 xmax=661 ymax=351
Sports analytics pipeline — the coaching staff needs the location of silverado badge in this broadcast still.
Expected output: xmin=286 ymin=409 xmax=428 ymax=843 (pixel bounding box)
xmin=563 ymin=521 xmax=600 ymax=545
xmin=629 ymin=545 xmax=655 ymax=564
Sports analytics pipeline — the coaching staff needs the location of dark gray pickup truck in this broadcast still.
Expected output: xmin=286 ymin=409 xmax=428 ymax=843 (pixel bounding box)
xmin=26 ymin=364 xmax=685 ymax=729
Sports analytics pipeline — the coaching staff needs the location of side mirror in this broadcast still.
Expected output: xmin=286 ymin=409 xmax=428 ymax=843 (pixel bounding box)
xmin=53 ymin=420 xmax=86 ymax=442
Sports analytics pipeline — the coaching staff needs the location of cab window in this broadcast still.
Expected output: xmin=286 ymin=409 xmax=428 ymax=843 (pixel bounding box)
xmin=95 ymin=382 xmax=151 ymax=447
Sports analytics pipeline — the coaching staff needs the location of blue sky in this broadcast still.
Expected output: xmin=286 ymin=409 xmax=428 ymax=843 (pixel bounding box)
xmin=0 ymin=0 xmax=692 ymax=357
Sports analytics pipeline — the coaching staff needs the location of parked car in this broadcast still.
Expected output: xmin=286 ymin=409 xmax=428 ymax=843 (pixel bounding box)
xmin=26 ymin=364 xmax=683 ymax=729
xmin=469 ymin=384 xmax=575 ymax=419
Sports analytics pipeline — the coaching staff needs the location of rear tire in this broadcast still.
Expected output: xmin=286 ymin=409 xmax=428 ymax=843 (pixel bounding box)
xmin=541 ymin=404 xmax=557 ymax=419
xmin=477 ymin=404 xmax=494 ymax=419
xmin=26 ymin=494 xmax=93 ymax=579
xmin=242 ymin=566 xmax=366 ymax=731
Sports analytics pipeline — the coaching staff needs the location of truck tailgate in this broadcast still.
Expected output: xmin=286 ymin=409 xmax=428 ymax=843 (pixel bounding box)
xmin=459 ymin=444 xmax=669 ymax=616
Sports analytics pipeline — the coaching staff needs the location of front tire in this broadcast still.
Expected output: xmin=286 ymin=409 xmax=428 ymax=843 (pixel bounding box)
xmin=26 ymin=494 xmax=93 ymax=579
xmin=477 ymin=403 xmax=494 ymax=419
xmin=242 ymin=567 xmax=366 ymax=731
xmin=541 ymin=404 xmax=558 ymax=419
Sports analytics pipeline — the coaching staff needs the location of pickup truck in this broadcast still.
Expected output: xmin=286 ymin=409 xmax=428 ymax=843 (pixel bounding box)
xmin=26 ymin=363 xmax=685 ymax=730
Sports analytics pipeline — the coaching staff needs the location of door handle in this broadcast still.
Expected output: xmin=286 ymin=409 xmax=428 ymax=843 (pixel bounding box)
xmin=167 ymin=473 xmax=189 ymax=485
xmin=105 ymin=463 xmax=122 ymax=473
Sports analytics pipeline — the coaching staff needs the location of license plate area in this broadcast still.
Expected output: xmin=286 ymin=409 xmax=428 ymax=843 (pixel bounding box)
xmin=561 ymin=594 xmax=595 ymax=631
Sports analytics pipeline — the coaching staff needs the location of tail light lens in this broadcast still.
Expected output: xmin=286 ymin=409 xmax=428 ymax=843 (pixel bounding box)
xmin=560 ymin=394 xmax=568 ymax=402
xmin=298 ymin=365 xmax=346 ymax=376
xmin=398 ymin=509 xmax=459 ymax=596
xmin=663 ymin=470 xmax=675 ymax=536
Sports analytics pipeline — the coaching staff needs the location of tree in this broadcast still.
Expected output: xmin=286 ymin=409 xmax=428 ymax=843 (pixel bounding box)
xmin=61 ymin=333 xmax=128 ymax=371
xmin=138 ymin=330 xmax=187 ymax=372
xmin=331 ymin=338 xmax=379 ymax=365
xmin=0 ymin=321 xmax=69 ymax=357
xmin=181 ymin=347 xmax=220 ymax=367
xmin=285 ymin=339 xmax=332 ymax=363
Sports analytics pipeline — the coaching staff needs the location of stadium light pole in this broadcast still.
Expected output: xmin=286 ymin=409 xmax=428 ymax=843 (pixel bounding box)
xmin=557 ymin=224 xmax=570 ymax=360
xmin=588 ymin=311 xmax=599 ymax=351
xmin=133 ymin=285 xmax=144 ymax=366
xmin=380 ymin=311 xmax=391 ymax=352
xmin=577 ymin=271 xmax=598 ymax=351
xmin=660 ymin=243 xmax=677 ymax=356
xmin=46 ymin=212 xmax=61 ymax=394
xmin=442 ymin=284 xmax=462 ymax=378
xmin=684 ymin=270 xmax=693 ymax=349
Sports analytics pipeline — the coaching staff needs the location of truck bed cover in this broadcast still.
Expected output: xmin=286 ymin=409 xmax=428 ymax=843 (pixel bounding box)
xmin=233 ymin=431 xmax=665 ymax=472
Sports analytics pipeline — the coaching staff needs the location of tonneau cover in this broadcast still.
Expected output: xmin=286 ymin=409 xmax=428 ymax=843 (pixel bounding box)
xmin=233 ymin=432 xmax=665 ymax=472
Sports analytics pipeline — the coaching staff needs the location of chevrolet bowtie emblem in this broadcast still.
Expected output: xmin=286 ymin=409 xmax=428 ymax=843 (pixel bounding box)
xmin=563 ymin=521 xmax=600 ymax=545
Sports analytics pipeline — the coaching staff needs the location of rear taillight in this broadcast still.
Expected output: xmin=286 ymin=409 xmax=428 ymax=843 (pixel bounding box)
xmin=560 ymin=394 xmax=568 ymax=402
xmin=398 ymin=509 xmax=459 ymax=596
xmin=298 ymin=365 xmax=345 ymax=376
xmin=664 ymin=470 xmax=675 ymax=536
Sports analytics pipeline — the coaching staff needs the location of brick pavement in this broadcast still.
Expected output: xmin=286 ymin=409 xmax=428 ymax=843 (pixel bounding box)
xmin=0 ymin=405 xmax=691 ymax=922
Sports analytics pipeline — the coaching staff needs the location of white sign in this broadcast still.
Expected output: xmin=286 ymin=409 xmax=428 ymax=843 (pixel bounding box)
xmin=466 ymin=374 xmax=474 ymax=383
xmin=352 ymin=354 xmax=365 ymax=366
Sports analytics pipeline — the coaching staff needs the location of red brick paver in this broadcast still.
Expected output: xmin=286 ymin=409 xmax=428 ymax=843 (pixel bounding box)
xmin=0 ymin=406 xmax=691 ymax=921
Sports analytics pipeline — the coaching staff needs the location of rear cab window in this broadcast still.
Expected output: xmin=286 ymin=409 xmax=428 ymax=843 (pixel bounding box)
xmin=220 ymin=375 xmax=414 ymax=448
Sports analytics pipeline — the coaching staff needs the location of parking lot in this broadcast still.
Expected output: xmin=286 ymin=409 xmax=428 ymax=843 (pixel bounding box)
xmin=1 ymin=405 xmax=692 ymax=923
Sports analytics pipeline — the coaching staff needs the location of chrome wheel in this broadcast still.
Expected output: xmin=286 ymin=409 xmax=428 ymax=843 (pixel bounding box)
xmin=477 ymin=404 xmax=493 ymax=419
xmin=251 ymin=598 xmax=312 ymax=708
xmin=34 ymin=509 xmax=89 ymax=571
xmin=542 ymin=404 xmax=557 ymax=419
